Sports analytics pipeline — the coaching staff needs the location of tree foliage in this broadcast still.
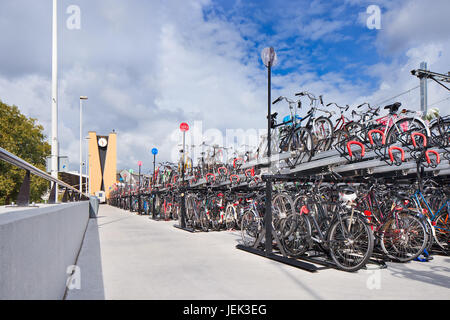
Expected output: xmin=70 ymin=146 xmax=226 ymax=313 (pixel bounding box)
xmin=0 ymin=100 xmax=51 ymax=205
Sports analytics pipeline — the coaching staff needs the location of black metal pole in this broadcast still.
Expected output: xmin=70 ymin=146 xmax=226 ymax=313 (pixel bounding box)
xmin=265 ymin=62 xmax=273 ymax=255
xmin=152 ymin=153 xmax=156 ymax=219
xmin=138 ymin=165 xmax=141 ymax=214
xmin=181 ymin=131 xmax=187 ymax=228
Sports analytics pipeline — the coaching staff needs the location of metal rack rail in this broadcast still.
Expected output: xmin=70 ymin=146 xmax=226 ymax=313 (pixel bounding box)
xmin=0 ymin=147 xmax=89 ymax=205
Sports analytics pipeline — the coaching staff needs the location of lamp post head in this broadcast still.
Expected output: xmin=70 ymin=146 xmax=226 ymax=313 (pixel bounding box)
xmin=180 ymin=122 xmax=189 ymax=132
xmin=80 ymin=96 xmax=88 ymax=100
xmin=261 ymin=47 xmax=278 ymax=68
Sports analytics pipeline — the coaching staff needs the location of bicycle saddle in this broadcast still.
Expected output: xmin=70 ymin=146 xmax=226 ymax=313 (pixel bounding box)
xmin=267 ymin=112 xmax=278 ymax=119
xmin=266 ymin=112 xmax=278 ymax=128
xmin=384 ymin=102 xmax=401 ymax=113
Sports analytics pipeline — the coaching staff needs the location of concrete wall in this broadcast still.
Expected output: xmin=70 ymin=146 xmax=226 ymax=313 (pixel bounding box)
xmin=0 ymin=202 xmax=89 ymax=300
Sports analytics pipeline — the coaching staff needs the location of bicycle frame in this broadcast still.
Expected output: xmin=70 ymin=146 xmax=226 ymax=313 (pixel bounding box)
xmin=411 ymin=190 xmax=450 ymax=241
xmin=375 ymin=111 xmax=431 ymax=138
xmin=304 ymin=192 xmax=357 ymax=247
xmin=413 ymin=190 xmax=449 ymax=221
xmin=334 ymin=113 xmax=350 ymax=131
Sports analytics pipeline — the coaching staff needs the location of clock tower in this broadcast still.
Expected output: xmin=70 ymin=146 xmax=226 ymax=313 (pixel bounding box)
xmin=88 ymin=131 xmax=117 ymax=199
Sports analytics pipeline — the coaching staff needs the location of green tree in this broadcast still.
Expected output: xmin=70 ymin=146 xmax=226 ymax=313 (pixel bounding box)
xmin=0 ymin=100 xmax=51 ymax=205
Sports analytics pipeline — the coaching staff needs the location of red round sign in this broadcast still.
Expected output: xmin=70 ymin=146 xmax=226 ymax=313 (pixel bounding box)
xmin=180 ymin=122 xmax=189 ymax=132
xmin=138 ymin=161 xmax=142 ymax=167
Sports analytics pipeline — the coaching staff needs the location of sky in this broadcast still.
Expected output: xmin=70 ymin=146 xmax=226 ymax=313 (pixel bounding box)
xmin=0 ymin=0 xmax=449 ymax=174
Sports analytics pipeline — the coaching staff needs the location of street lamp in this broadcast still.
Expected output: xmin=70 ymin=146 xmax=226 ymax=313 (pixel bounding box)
xmin=180 ymin=122 xmax=189 ymax=228
xmin=85 ymin=136 xmax=90 ymax=195
xmin=151 ymin=148 xmax=158 ymax=183
xmin=261 ymin=47 xmax=277 ymax=255
xmin=50 ymin=0 xmax=59 ymax=203
xmin=151 ymin=148 xmax=158 ymax=219
xmin=79 ymin=96 xmax=88 ymax=194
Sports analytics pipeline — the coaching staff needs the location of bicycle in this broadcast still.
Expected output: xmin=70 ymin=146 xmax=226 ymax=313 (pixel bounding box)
xmin=282 ymin=184 xmax=374 ymax=272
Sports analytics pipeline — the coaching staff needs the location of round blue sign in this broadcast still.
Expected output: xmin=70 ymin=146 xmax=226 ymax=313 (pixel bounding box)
xmin=152 ymin=148 xmax=158 ymax=155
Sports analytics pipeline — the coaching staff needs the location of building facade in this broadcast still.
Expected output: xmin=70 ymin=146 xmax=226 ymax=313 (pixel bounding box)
xmin=88 ymin=131 xmax=117 ymax=198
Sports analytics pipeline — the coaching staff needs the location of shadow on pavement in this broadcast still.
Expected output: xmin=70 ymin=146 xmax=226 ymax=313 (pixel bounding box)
xmin=387 ymin=261 xmax=450 ymax=290
xmin=65 ymin=218 xmax=106 ymax=300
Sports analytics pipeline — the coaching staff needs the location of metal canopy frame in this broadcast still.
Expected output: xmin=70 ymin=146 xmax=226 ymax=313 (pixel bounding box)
xmin=411 ymin=69 xmax=450 ymax=91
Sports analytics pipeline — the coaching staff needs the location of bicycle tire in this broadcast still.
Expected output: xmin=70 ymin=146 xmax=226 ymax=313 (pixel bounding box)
xmin=281 ymin=213 xmax=311 ymax=258
xmin=430 ymin=118 xmax=450 ymax=147
xmin=433 ymin=210 xmax=450 ymax=253
xmin=328 ymin=214 xmax=374 ymax=272
xmin=199 ymin=209 xmax=209 ymax=232
xmin=286 ymin=127 xmax=314 ymax=167
xmin=385 ymin=117 xmax=427 ymax=145
xmin=380 ymin=212 xmax=428 ymax=262
xmin=225 ymin=204 xmax=237 ymax=230
xmin=331 ymin=129 xmax=347 ymax=148
xmin=313 ymin=116 xmax=334 ymax=152
xmin=241 ymin=210 xmax=261 ymax=247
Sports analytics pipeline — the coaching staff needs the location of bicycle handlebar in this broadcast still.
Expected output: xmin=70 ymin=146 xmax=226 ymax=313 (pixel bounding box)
xmin=272 ymin=96 xmax=283 ymax=105
xmin=296 ymin=91 xmax=317 ymax=105
xmin=327 ymin=102 xmax=343 ymax=109
xmin=316 ymin=108 xmax=335 ymax=117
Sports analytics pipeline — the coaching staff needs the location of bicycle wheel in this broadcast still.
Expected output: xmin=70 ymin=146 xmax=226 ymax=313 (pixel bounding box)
xmin=225 ymin=204 xmax=237 ymax=230
xmin=422 ymin=216 xmax=434 ymax=253
xmin=380 ymin=212 xmax=428 ymax=262
xmin=172 ymin=205 xmax=179 ymax=220
xmin=211 ymin=211 xmax=221 ymax=231
xmin=433 ymin=210 xmax=450 ymax=253
xmin=430 ymin=117 xmax=450 ymax=147
xmin=313 ymin=117 xmax=334 ymax=152
xmin=385 ymin=117 xmax=427 ymax=145
xmin=328 ymin=214 xmax=374 ymax=272
xmin=286 ymin=127 xmax=314 ymax=167
xmin=272 ymin=192 xmax=294 ymax=225
xmin=241 ymin=210 xmax=262 ymax=247
xmin=345 ymin=122 xmax=364 ymax=141
xmin=281 ymin=213 xmax=311 ymax=258
xmin=186 ymin=196 xmax=195 ymax=227
xmin=199 ymin=209 xmax=210 ymax=232
xmin=165 ymin=203 xmax=172 ymax=220
xmin=331 ymin=129 xmax=348 ymax=148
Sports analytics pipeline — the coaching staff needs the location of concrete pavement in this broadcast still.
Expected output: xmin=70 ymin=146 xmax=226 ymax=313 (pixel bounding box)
xmin=66 ymin=205 xmax=450 ymax=300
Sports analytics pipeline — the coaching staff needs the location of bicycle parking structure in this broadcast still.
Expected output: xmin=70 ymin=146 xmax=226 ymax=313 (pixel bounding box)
xmin=108 ymin=69 xmax=450 ymax=272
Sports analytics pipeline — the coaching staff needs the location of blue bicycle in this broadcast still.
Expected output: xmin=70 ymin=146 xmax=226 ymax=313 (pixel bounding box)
xmin=410 ymin=181 xmax=450 ymax=254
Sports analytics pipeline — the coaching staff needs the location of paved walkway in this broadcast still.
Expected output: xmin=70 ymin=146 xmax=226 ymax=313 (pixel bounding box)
xmin=66 ymin=205 xmax=450 ymax=300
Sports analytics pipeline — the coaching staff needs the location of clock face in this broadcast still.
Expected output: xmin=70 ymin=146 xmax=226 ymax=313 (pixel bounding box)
xmin=98 ymin=138 xmax=108 ymax=148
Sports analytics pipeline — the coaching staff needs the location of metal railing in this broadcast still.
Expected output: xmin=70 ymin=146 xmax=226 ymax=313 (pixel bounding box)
xmin=0 ymin=146 xmax=88 ymax=206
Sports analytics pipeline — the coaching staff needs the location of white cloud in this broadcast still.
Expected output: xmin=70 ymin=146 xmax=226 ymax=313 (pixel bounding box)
xmin=377 ymin=0 xmax=450 ymax=53
xmin=0 ymin=0 xmax=448 ymax=175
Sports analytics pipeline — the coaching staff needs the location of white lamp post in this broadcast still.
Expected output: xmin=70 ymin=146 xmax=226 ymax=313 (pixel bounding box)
xmin=51 ymin=0 xmax=59 ymax=203
xmin=79 ymin=96 xmax=88 ymax=193
xmin=85 ymin=136 xmax=90 ymax=195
